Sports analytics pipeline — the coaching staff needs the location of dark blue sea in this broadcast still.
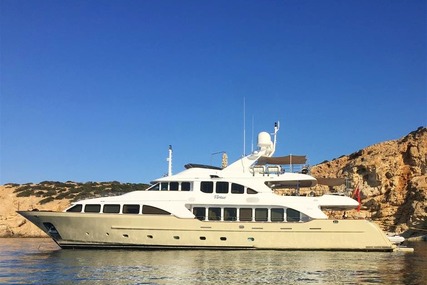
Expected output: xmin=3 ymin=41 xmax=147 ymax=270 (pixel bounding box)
xmin=0 ymin=238 xmax=426 ymax=284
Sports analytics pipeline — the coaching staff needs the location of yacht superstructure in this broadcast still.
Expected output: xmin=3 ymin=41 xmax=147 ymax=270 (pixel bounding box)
xmin=18 ymin=123 xmax=395 ymax=251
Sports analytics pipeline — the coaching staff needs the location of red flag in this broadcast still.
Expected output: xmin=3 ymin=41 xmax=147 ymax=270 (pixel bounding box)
xmin=352 ymin=184 xmax=361 ymax=212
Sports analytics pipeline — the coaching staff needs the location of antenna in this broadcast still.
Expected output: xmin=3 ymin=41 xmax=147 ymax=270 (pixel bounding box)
xmin=243 ymin=97 xmax=246 ymax=156
xmin=251 ymin=115 xmax=254 ymax=153
xmin=271 ymin=121 xmax=280 ymax=156
xmin=167 ymin=145 xmax=173 ymax=176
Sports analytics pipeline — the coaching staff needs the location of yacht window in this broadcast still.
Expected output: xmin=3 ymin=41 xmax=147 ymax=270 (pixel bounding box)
xmin=84 ymin=204 xmax=101 ymax=213
xmin=66 ymin=204 xmax=82 ymax=212
xmin=148 ymin=183 xmax=160 ymax=191
xmin=247 ymin=188 xmax=258 ymax=194
xmin=271 ymin=208 xmax=284 ymax=222
xmin=224 ymin=208 xmax=237 ymax=221
xmin=239 ymin=208 xmax=252 ymax=221
xmin=170 ymin=182 xmax=179 ymax=191
xmin=216 ymin=182 xmax=229 ymax=194
xmin=123 ymin=204 xmax=140 ymax=214
xmin=231 ymin=183 xmax=244 ymax=194
xmin=255 ymin=208 xmax=268 ymax=221
xmin=201 ymin=182 xmax=213 ymax=193
xmin=300 ymin=213 xmax=310 ymax=222
xmin=103 ymin=204 xmax=120 ymax=213
xmin=286 ymin=208 xmax=301 ymax=222
xmin=181 ymin=182 xmax=191 ymax=191
xmin=142 ymin=205 xmax=170 ymax=215
xmin=208 ymin=207 xmax=221 ymax=221
xmin=160 ymin=183 xmax=168 ymax=191
xmin=193 ymin=207 xmax=206 ymax=221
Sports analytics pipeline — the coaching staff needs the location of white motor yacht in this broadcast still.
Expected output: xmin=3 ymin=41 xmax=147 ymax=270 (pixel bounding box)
xmin=18 ymin=123 xmax=395 ymax=251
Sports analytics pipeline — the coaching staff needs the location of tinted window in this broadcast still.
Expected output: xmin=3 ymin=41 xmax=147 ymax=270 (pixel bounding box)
xmin=193 ymin=207 xmax=206 ymax=221
xmin=84 ymin=204 xmax=101 ymax=213
xmin=231 ymin=183 xmax=244 ymax=194
xmin=247 ymin=188 xmax=258 ymax=194
xmin=142 ymin=205 xmax=170 ymax=215
xmin=255 ymin=208 xmax=268 ymax=221
xmin=181 ymin=182 xmax=191 ymax=191
xmin=160 ymin=183 xmax=168 ymax=191
xmin=271 ymin=208 xmax=284 ymax=222
xmin=239 ymin=208 xmax=252 ymax=221
xmin=66 ymin=204 xmax=82 ymax=212
xmin=123 ymin=204 xmax=140 ymax=214
xmin=201 ymin=182 xmax=213 ymax=193
xmin=224 ymin=208 xmax=237 ymax=221
xmin=286 ymin=208 xmax=300 ymax=222
xmin=148 ymin=183 xmax=160 ymax=191
xmin=208 ymin=207 xmax=221 ymax=221
xmin=170 ymin=182 xmax=179 ymax=191
xmin=216 ymin=182 xmax=229 ymax=194
xmin=103 ymin=204 xmax=120 ymax=213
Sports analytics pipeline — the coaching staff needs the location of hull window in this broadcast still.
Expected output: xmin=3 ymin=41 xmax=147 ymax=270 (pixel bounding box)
xmin=84 ymin=204 xmax=101 ymax=213
xmin=193 ymin=207 xmax=206 ymax=221
xmin=142 ymin=205 xmax=171 ymax=215
xmin=224 ymin=208 xmax=237 ymax=221
xmin=286 ymin=208 xmax=301 ymax=222
xmin=123 ymin=204 xmax=140 ymax=214
xmin=103 ymin=204 xmax=120 ymax=213
xmin=208 ymin=207 xmax=221 ymax=221
xmin=66 ymin=204 xmax=82 ymax=213
xmin=239 ymin=208 xmax=253 ymax=221
xmin=255 ymin=208 xmax=268 ymax=222
xmin=271 ymin=208 xmax=285 ymax=222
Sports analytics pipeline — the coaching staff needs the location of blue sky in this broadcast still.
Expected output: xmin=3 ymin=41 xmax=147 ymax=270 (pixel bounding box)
xmin=1 ymin=0 xmax=426 ymax=184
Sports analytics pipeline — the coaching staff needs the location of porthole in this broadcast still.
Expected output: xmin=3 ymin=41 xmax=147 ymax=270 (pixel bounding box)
xmin=200 ymin=236 xmax=206 ymax=240
xmin=173 ymin=236 xmax=180 ymax=240
xmin=248 ymin=237 xmax=255 ymax=241
xmin=123 ymin=234 xmax=129 ymax=238
xmin=147 ymin=235 xmax=153 ymax=239
xmin=220 ymin=237 xmax=227 ymax=241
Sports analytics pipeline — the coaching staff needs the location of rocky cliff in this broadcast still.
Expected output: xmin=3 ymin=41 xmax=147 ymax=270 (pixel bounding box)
xmin=311 ymin=127 xmax=427 ymax=237
xmin=0 ymin=185 xmax=71 ymax=237
xmin=1 ymin=127 xmax=426 ymax=238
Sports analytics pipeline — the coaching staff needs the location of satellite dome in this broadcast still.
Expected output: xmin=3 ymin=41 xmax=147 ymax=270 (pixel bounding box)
xmin=257 ymin=132 xmax=272 ymax=148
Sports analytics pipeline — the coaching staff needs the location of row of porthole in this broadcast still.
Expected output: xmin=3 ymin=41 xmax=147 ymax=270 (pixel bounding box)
xmin=86 ymin=232 xmax=256 ymax=243
xmin=116 ymin=233 xmax=256 ymax=242
xmin=87 ymin=232 xmax=256 ymax=243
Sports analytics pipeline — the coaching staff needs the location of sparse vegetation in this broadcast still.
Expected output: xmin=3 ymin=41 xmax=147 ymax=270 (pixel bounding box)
xmin=11 ymin=181 xmax=150 ymax=202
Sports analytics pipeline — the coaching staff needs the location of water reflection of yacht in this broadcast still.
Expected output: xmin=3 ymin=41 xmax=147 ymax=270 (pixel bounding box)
xmin=19 ymin=123 xmax=396 ymax=251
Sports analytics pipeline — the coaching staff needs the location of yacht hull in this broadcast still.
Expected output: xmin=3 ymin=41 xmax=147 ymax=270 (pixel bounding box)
xmin=18 ymin=211 xmax=394 ymax=251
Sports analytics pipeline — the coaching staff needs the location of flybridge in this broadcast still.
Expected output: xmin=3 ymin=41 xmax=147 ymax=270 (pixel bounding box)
xmin=165 ymin=122 xmax=310 ymax=179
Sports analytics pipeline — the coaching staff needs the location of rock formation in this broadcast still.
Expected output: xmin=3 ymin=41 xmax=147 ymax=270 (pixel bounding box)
xmin=0 ymin=185 xmax=70 ymax=237
xmin=311 ymin=127 xmax=427 ymax=237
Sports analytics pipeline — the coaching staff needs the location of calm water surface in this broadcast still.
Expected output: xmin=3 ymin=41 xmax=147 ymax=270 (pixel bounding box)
xmin=0 ymin=238 xmax=426 ymax=284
